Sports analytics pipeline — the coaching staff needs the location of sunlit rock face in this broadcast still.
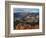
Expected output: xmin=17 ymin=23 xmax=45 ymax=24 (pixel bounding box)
xmin=15 ymin=23 xmax=39 ymax=30
xmin=16 ymin=24 xmax=32 ymax=30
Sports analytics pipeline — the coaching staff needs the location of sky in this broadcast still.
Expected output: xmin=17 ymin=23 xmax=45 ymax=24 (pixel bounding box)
xmin=13 ymin=8 xmax=39 ymax=13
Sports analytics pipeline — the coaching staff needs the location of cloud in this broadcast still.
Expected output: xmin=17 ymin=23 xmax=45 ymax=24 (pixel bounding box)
xmin=13 ymin=8 xmax=39 ymax=13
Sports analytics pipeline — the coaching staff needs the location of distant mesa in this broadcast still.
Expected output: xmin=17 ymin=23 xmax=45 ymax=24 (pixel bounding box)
xmin=14 ymin=12 xmax=39 ymax=18
xmin=14 ymin=12 xmax=39 ymax=23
